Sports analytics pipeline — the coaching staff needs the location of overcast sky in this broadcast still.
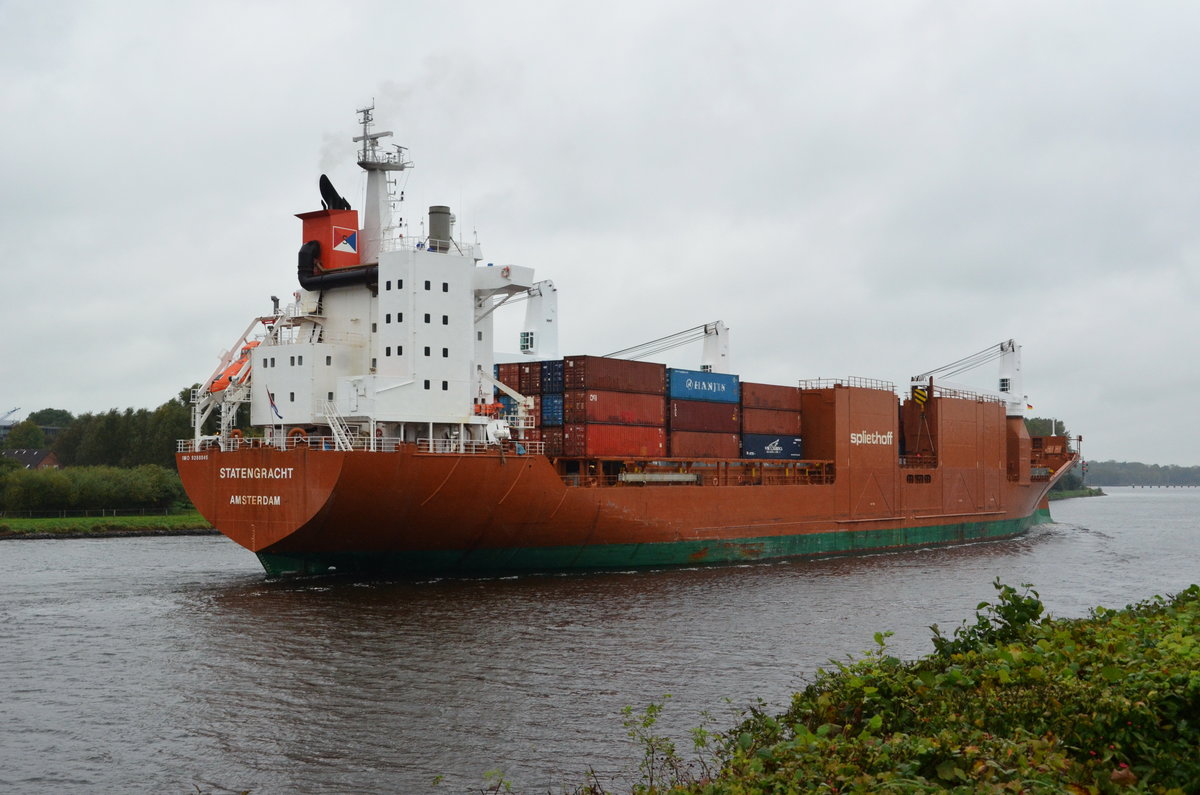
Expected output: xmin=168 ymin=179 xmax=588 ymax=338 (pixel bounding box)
xmin=2 ymin=1 xmax=1197 ymax=465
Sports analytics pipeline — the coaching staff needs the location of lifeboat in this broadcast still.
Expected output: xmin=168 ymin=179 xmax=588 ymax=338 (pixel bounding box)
xmin=209 ymin=341 xmax=260 ymax=393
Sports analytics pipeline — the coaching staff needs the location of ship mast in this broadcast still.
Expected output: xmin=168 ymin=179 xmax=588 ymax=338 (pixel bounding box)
xmin=353 ymin=102 xmax=413 ymax=265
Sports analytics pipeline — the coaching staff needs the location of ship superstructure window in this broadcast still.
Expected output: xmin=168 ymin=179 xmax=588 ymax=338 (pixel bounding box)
xmin=442 ymin=315 xmax=448 ymax=325
xmin=327 ymin=391 xmax=333 ymax=400
xmin=442 ymin=381 xmax=448 ymax=390
xmin=398 ymin=312 xmax=403 ymax=322
xmin=424 ymin=346 xmax=430 ymax=356
xmin=386 ymin=313 xmax=391 ymax=323
xmin=999 ymin=377 xmax=1011 ymax=393
xmin=297 ymin=356 xmax=303 ymax=365
xmin=398 ymin=345 xmax=403 ymax=355
xmin=372 ymin=323 xmax=377 ymax=332
xmin=386 ymin=280 xmax=391 ymax=290
xmin=423 ymin=380 xmax=430 ymax=389
xmin=442 ymin=347 xmax=448 ymax=357
xmin=326 ymin=356 xmax=332 ymax=365
xmin=289 ymin=392 xmax=295 ymax=402
xmin=399 ymin=279 xmax=403 ymax=289
xmin=424 ymin=280 xmax=431 ymax=290
xmin=386 ymin=346 xmax=391 ymax=356
xmin=424 ymin=313 xmax=431 ymax=323
xmin=477 ymin=331 xmax=483 ymax=341
xmin=442 ymin=282 xmax=448 ymax=292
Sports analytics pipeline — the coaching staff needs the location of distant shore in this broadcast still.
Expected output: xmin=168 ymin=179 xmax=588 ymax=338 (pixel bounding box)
xmin=1048 ymin=487 xmax=1105 ymax=500
xmin=0 ymin=512 xmax=216 ymax=539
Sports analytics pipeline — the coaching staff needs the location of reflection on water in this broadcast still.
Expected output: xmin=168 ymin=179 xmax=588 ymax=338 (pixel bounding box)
xmin=1 ymin=488 xmax=1197 ymax=793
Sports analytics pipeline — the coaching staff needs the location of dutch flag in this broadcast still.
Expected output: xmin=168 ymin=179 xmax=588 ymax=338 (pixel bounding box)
xmin=267 ymin=389 xmax=283 ymax=420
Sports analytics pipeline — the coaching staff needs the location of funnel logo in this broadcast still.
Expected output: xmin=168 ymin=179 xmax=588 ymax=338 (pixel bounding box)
xmin=333 ymin=227 xmax=357 ymax=253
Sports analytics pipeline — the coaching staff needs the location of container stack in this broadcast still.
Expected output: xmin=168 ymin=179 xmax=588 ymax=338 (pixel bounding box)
xmin=562 ymin=356 xmax=667 ymax=457
xmin=739 ymin=381 xmax=803 ymax=459
xmin=539 ymin=360 xmax=565 ymax=455
xmin=496 ymin=360 xmax=803 ymax=462
xmin=667 ymin=368 xmax=741 ymax=458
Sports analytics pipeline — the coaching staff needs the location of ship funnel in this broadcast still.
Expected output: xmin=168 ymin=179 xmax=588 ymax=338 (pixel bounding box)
xmin=429 ymin=206 xmax=452 ymax=253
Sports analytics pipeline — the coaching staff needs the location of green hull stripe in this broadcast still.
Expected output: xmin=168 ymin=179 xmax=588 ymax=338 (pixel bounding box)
xmin=257 ymin=511 xmax=1053 ymax=577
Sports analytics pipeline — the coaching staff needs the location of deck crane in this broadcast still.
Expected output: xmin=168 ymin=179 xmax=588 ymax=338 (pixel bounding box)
xmin=911 ymin=339 xmax=1026 ymax=417
xmin=605 ymin=321 xmax=731 ymax=373
xmin=0 ymin=407 xmax=19 ymax=426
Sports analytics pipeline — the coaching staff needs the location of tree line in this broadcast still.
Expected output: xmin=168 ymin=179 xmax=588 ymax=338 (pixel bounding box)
xmin=2 ymin=387 xmax=253 ymax=470
xmin=0 ymin=464 xmax=184 ymax=512
xmin=0 ymin=387 xmax=249 ymax=512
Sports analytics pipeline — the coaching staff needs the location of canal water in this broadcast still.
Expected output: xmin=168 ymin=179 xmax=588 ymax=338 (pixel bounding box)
xmin=1 ymin=487 xmax=1197 ymax=793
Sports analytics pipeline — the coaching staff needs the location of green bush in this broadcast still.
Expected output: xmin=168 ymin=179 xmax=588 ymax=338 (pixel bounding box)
xmin=630 ymin=583 xmax=1200 ymax=793
xmin=0 ymin=465 xmax=184 ymax=512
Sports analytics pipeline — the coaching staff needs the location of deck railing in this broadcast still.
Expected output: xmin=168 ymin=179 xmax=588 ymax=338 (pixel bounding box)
xmin=177 ymin=436 xmax=545 ymax=455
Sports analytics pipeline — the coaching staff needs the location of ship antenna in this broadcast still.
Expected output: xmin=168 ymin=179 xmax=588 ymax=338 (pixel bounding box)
xmin=352 ymin=102 xmax=413 ymax=265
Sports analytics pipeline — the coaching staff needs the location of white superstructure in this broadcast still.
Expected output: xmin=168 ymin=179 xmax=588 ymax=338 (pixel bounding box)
xmin=191 ymin=107 xmax=553 ymax=450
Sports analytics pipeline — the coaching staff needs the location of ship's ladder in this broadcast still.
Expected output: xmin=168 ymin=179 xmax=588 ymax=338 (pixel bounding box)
xmin=321 ymin=400 xmax=354 ymax=451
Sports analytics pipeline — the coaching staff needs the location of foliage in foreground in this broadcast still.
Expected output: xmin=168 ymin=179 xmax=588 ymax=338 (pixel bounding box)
xmin=619 ymin=580 xmax=1200 ymax=794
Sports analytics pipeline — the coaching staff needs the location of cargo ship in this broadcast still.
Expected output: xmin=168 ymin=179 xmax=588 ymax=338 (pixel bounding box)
xmin=177 ymin=106 xmax=1077 ymax=577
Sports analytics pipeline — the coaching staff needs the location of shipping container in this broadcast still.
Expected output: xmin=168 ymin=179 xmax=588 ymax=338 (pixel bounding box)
xmin=519 ymin=362 xmax=542 ymax=395
xmin=540 ymin=393 xmax=564 ymax=426
xmin=740 ymin=381 xmax=801 ymax=411
xmin=669 ymin=399 xmax=740 ymax=433
xmin=562 ymin=390 xmax=666 ymax=426
xmin=563 ymin=355 xmax=666 ymax=394
xmin=495 ymin=362 xmax=521 ymax=393
xmin=497 ymin=394 xmax=518 ymax=415
xmin=540 ymin=359 xmax=565 ymax=394
xmin=741 ymin=407 xmax=802 ymax=435
xmin=669 ymin=430 xmax=740 ymax=458
xmin=667 ymin=368 xmax=740 ymax=404
xmin=542 ymin=427 xmax=563 ymax=457
xmin=562 ymin=424 xmax=667 ymax=458
xmin=741 ymin=433 xmax=804 ymax=459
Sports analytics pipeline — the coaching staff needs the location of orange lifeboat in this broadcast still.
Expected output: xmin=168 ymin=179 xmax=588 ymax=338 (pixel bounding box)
xmin=209 ymin=341 xmax=260 ymax=393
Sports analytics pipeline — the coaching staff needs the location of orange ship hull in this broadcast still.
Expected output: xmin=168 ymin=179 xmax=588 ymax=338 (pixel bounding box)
xmin=177 ymin=432 xmax=1072 ymax=577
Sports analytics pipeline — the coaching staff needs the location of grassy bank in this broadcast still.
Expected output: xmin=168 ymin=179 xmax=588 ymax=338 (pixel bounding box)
xmin=1049 ymin=487 xmax=1105 ymax=500
xmin=614 ymin=581 xmax=1199 ymax=793
xmin=0 ymin=510 xmax=215 ymax=538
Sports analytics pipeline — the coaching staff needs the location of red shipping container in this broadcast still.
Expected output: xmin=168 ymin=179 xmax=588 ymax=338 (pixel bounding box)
xmin=669 ymin=399 xmax=740 ymax=433
xmin=563 ymin=355 xmax=666 ymax=394
xmin=563 ymin=390 xmax=666 ymax=426
xmin=521 ymin=428 xmax=542 ymax=443
xmin=741 ymin=382 xmax=801 ymax=411
xmin=741 ymin=408 xmax=802 ymax=435
xmin=562 ymin=423 xmax=666 ymax=457
xmin=496 ymin=363 xmax=521 ymax=392
xmin=519 ymin=362 xmax=542 ymax=395
xmin=542 ymin=427 xmax=563 ymax=456
xmin=669 ymin=431 xmax=740 ymax=459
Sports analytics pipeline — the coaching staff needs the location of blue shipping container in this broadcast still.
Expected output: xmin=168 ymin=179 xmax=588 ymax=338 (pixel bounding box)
xmin=540 ymin=393 xmax=564 ymax=426
xmin=741 ymin=434 xmax=803 ymax=459
xmin=540 ymin=359 xmax=565 ymax=393
xmin=667 ymin=368 xmax=740 ymax=404
xmin=497 ymin=395 xmax=518 ymax=414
